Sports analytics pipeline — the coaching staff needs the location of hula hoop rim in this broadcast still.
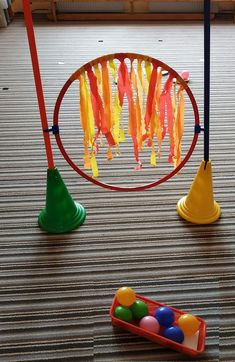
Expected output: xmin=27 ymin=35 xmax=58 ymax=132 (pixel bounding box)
xmin=53 ymin=52 xmax=200 ymax=192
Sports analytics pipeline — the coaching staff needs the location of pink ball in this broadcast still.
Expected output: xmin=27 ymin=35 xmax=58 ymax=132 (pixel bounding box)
xmin=181 ymin=70 xmax=190 ymax=82
xmin=139 ymin=316 xmax=160 ymax=333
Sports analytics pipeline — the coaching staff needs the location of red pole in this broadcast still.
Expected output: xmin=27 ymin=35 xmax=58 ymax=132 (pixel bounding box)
xmin=22 ymin=0 xmax=55 ymax=170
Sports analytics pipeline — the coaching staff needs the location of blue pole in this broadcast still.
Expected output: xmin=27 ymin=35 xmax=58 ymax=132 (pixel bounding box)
xmin=204 ymin=0 xmax=210 ymax=163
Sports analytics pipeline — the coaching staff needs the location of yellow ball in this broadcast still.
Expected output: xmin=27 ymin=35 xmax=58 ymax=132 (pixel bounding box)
xmin=178 ymin=314 xmax=200 ymax=337
xmin=116 ymin=287 xmax=136 ymax=307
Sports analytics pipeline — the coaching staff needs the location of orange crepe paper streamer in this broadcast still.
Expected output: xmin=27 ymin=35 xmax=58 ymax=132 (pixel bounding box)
xmin=130 ymin=63 xmax=143 ymax=150
xmin=117 ymin=58 xmax=139 ymax=164
xmin=116 ymin=59 xmax=129 ymax=149
xmin=144 ymin=65 xmax=159 ymax=165
xmin=101 ymin=61 xmax=115 ymax=161
xmin=107 ymin=147 xmax=113 ymax=161
xmin=159 ymin=74 xmax=174 ymax=154
xmin=144 ymin=65 xmax=158 ymax=164
xmin=125 ymin=61 xmax=139 ymax=163
xmin=137 ymin=59 xmax=149 ymax=147
xmin=85 ymin=64 xmax=104 ymax=134
xmin=137 ymin=59 xmax=144 ymax=89
xmin=165 ymin=76 xmax=174 ymax=163
xmin=101 ymin=60 xmax=112 ymax=131
xmin=85 ymin=64 xmax=115 ymax=147
xmin=117 ymin=60 xmax=126 ymax=107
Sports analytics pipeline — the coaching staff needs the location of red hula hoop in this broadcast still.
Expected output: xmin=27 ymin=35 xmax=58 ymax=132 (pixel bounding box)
xmin=53 ymin=53 xmax=200 ymax=192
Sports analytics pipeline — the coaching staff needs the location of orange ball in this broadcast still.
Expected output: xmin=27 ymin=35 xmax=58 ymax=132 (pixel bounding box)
xmin=178 ymin=314 xmax=200 ymax=337
xmin=116 ymin=287 xmax=136 ymax=307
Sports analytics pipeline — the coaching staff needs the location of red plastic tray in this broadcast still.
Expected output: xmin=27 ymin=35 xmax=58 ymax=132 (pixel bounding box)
xmin=110 ymin=294 xmax=206 ymax=357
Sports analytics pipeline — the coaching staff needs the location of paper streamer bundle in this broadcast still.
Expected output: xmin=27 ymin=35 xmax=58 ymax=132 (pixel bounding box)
xmin=77 ymin=54 xmax=185 ymax=178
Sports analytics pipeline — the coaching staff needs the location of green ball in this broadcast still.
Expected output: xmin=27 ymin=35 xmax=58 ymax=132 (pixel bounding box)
xmin=130 ymin=300 xmax=148 ymax=320
xmin=114 ymin=306 xmax=133 ymax=322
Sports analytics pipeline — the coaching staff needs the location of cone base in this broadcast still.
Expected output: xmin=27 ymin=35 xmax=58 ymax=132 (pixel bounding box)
xmin=177 ymin=196 xmax=221 ymax=224
xmin=38 ymin=202 xmax=86 ymax=233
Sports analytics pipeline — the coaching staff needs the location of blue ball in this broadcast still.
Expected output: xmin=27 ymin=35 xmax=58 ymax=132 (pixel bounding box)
xmin=154 ymin=307 xmax=175 ymax=327
xmin=163 ymin=326 xmax=184 ymax=344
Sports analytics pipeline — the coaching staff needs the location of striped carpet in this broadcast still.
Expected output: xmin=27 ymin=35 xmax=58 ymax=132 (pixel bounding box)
xmin=0 ymin=14 xmax=235 ymax=361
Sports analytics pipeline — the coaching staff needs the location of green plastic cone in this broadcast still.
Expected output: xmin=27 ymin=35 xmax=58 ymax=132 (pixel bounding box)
xmin=38 ymin=168 xmax=86 ymax=233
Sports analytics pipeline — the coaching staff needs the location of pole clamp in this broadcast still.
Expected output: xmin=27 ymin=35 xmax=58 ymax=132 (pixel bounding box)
xmin=43 ymin=125 xmax=59 ymax=134
xmin=194 ymin=125 xmax=204 ymax=134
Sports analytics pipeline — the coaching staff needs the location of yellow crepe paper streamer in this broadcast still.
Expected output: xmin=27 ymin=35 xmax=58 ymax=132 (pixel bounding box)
xmin=91 ymin=152 xmax=99 ymax=178
xmin=113 ymin=94 xmax=123 ymax=143
xmin=136 ymin=62 xmax=145 ymax=139
xmin=109 ymin=59 xmax=117 ymax=82
xmin=150 ymin=144 xmax=157 ymax=167
xmin=119 ymin=127 xmax=125 ymax=142
xmin=79 ymin=72 xmax=98 ymax=177
xmin=145 ymin=60 xmax=152 ymax=82
xmin=137 ymin=59 xmax=143 ymax=85
xmin=109 ymin=58 xmax=124 ymax=146
xmin=156 ymin=67 xmax=163 ymax=105
xmin=94 ymin=64 xmax=102 ymax=88
xmin=144 ymin=60 xmax=152 ymax=94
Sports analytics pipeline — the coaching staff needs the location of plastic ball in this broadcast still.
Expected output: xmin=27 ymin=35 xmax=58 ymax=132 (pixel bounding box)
xmin=181 ymin=70 xmax=190 ymax=82
xmin=114 ymin=306 xmax=133 ymax=322
xmin=116 ymin=287 xmax=136 ymax=307
xmin=154 ymin=306 xmax=175 ymax=327
xmin=130 ymin=300 xmax=148 ymax=320
xmin=139 ymin=316 xmax=160 ymax=333
xmin=177 ymin=314 xmax=200 ymax=337
xmin=163 ymin=326 xmax=184 ymax=344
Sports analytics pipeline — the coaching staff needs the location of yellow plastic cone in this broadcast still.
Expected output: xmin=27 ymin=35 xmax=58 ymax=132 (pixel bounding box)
xmin=177 ymin=160 xmax=221 ymax=224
